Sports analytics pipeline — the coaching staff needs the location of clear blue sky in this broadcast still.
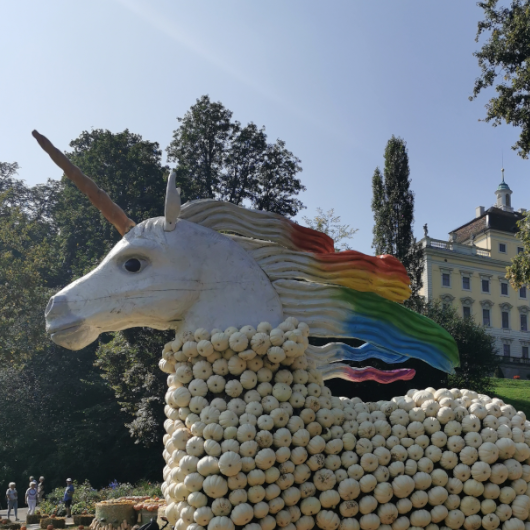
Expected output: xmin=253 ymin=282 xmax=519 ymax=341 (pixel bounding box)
xmin=1 ymin=1 xmax=526 ymax=255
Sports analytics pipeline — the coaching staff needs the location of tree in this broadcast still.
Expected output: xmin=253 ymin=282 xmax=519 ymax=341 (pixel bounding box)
xmin=167 ymin=95 xmax=305 ymax=217
xmin=471 ymin=0 xmax=530 ymax=158
xmin=0 ymin=167 xmax=162 ymax=490
xmin=421 ymin=303 xmax=499 ymax=395
xmin=303 ymin=208 xmax=357 ymax=251
xmin=371 ymin=136 xmax=424 ymax=307
xmin=0 ymin=164 xmax=60 ymax=365
xmin=95 ymin=328 xmax=173 ymax=444
xmin=507 ymin=212 xmax=530 ymax=288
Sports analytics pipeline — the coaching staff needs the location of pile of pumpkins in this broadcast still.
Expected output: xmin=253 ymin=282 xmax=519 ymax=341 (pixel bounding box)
xmin=159 ymin=317 xmax=530 ymax=530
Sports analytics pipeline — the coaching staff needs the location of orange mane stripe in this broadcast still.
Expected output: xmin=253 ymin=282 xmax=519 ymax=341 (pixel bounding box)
xmin=315 ymin=252 xmax=410 ymax=285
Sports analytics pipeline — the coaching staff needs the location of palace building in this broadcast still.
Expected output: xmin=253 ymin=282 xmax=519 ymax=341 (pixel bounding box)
xmin=420 ymin=171 xmax=529 ymax=378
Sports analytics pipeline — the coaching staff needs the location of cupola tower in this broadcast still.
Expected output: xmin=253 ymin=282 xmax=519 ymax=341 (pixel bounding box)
xmin=495 ymin=168 xmax=513 ymax=212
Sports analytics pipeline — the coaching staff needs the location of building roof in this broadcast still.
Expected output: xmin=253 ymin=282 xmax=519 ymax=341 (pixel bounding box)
xmin=451 ymin=207 xmax=524 ymax=243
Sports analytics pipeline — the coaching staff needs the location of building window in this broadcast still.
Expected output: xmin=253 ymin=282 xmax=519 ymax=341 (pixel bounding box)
xmin=501 ymin=283 xmax=509 ymax=296
xmin=462 ymin=277 xmax=470 ymax=290
xmin=483 ymin=309 xmax=491 ymax=326
xmin=521 ymin=286 xmax=527 ymax=298
xmin=519 ymin=247 xmax=524 ymax=254
xmin=463 ymin=306 xmax=471 ymax=319
xmin=502 ymin=311 xmax=510 ymax=329
xmin=522 ymin=314 xmax=528 ymax=332
xmin=506 ymin=195 xmax=511 ymax=207
xmin=442 ymin=273 xmax=450 ymax=287
xmin=504 ymin=343 xmax=511 ymax=357
xmin=482 ymin=279 xmax=490 ymax=293
xmin=499 ymin=243 xmax=507 ymax=253
xmin=523 ymin=346 xmax=529 ymax=359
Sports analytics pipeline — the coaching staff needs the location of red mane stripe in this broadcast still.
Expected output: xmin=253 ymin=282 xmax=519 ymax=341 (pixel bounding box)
xmin=287 ymin=221 xmax=335 ymax=254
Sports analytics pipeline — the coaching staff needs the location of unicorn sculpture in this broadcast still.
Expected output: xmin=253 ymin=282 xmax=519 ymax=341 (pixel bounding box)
xmin=34 ymin=131 xmax=530 ymax=530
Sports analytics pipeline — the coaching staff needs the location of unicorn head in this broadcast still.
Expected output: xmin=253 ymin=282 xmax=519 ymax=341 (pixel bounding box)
xmin=35 ymin=131 xmax=459 ymax=380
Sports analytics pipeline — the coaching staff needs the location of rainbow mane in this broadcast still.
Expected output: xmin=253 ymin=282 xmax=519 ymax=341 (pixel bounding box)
xmin=181 ymin=199 xmax=459 ymax=383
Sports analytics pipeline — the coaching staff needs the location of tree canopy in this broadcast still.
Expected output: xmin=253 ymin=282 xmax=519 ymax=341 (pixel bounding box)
xmin=0 ymin=163 xmax=162 ymax=491
xmin=167 ymin=95 xmax=305 ymax=217
xmin=371 ymin=136 xmax=424 ymax=307
xmin=471 ymin=0 xmax=530 ymax=158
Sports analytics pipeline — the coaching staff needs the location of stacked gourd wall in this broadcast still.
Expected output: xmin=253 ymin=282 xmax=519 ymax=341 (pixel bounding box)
xmin=159 ymin=318 xmax=530 ymax=530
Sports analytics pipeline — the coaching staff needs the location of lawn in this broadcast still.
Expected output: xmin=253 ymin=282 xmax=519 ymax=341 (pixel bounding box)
xmin=492 ymin=377 xmax=530 ymax=419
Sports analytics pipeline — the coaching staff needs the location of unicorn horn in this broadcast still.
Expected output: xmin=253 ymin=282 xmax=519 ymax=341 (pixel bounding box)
xmin=32 ymin=130 xmax=136 ymax=236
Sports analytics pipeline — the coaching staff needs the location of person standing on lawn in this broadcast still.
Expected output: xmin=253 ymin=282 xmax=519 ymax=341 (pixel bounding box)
xmin=37 ymin=476 xmax=45 ymax=504
xmin=6 ymin=482 xmax=18 ymax=520
xmin=63 ymin=478 xmax=74 ymax=518
xmin=25 ymin=481 xmax=38 ymax=515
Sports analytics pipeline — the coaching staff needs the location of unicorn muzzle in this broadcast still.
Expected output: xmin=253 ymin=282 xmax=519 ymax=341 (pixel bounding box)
xmin=45 ymin=295 xmax=100 ymax=350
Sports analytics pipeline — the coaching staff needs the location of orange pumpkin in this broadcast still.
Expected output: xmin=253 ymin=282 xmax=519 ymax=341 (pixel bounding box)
xmin=79 ymin=526 xmax=85 ymax=529
xmin=48 ymin=525 xmax=54 ymax=530
xmin=21 ymin=526 xmax=27 ymax=530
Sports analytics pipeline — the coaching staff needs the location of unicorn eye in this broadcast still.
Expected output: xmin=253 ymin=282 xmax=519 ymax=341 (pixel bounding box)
xmin=124 ymin=258 xmax=142 ymax=273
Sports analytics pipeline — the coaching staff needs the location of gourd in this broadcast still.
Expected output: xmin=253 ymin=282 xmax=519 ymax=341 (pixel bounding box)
xmin=202 ymin=476 xmax=228 ymax=498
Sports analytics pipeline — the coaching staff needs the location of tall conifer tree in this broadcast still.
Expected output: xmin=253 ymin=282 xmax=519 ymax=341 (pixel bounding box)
xmin=371 ymin=136 xmax=424 ymax=307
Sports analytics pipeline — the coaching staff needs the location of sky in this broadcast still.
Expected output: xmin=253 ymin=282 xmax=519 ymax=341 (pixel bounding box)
xmin=1 ymin=1 xmax=527 ymax=255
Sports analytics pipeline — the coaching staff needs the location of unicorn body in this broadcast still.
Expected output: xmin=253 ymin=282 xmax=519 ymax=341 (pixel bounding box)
xmin=35 ymin=132 xmax=530 ymax=530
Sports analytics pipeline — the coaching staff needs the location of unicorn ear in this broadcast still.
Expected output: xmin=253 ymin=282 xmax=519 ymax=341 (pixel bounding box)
xmin=164 ymin=170 xmax=181 ymax=232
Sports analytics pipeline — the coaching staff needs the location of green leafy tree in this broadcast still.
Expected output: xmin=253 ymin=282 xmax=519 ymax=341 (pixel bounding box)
xmin=167 ymin=96 xmax=234 ymax=200
xmin=96 ymin=328 xmax=173 ymax=444
xmin=507 ymin=212 xmax=530 ymax=288
xmin=371 ymin=136 xmax=424 ymax=307
xmin=421 ymin=303 xmax=499 ymax=395
xmin=471 ymin=0 xmax=530 ymax=158
xmin=167 ymin=95 xmax=305 ymax=217
xmin=303 ymin=208 xmax=357 ymax=251
xmin=0 ymin=164 xmax=60 ymax=364
xmin=0 ymin=168 xmax=162 ymax=490
xmin=0 ymin=209 xmax=56 ymax=365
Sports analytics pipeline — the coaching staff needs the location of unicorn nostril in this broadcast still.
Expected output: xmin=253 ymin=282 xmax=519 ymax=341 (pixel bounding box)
xmin=46 ymin=295 xmax=69 ymax=318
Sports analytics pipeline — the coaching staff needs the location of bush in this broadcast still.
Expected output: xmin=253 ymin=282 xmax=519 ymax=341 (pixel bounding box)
xmin=101 ymin=480 xmax=162 ymax=500
xmin=419 ymin=302 xmax=500 ymax=395
xmin=38 ymin=480 xmax=162 ymax=517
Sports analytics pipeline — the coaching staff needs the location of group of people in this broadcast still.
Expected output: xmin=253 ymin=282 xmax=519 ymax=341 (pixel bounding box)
xmin=4 ymin=477 xmax=74 ymax=521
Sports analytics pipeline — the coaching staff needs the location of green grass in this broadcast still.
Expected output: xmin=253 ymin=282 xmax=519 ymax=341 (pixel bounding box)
xmin=492 ymin=377 xmax=530 ymax=418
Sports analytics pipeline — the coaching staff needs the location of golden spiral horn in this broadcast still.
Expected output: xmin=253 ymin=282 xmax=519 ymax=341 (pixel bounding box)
xmin=32 ymin=130 xmax=136 ymax=236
